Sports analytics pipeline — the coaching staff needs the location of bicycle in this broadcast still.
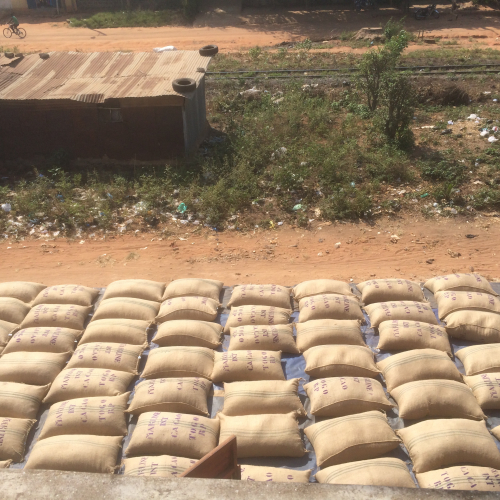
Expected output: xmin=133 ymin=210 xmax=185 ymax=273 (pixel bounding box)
xmin=3 ymin=25 xmax=26 ymax=39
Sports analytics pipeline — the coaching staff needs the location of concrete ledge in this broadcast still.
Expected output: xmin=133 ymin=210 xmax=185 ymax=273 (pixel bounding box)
xmin=1 ymin=470 xmax=499 ymax=499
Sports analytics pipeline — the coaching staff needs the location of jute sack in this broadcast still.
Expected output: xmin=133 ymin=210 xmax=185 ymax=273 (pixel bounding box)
xmin=162 ymin=278 xmax=224 ymax=302
xmin=417 ymin=466 xmax=500 ymax=491
xmin=25 ymin=434 xmax=122 ymax=473
xmin=0 ymin=382 xmax=50 ymax=419
xmin=65 ymin=342 xmax=146 ymax=374
xmin=92 ymin=298 xmax=159 ymax=323
xmin=377 ymin=349 xmax=462 ymax=392
xmin=445 ymin=311 xmax=500 ymax=343
xmin=222 ymin=379 xmax=305 ymax=416
xmin=304 ymin=377 xmax=394 ymax=418
xmin=127 ymin=378 xmax=211 ymax=416
xmin=293 ymin=280 xmax=354 ymax=301
xmin=303 ymin=345 xmax=380 ymax=379
xmin=39 ymin=393 xmax=130 ymax=440
xmin=295 ymin=319 xmax=366 ymax=352
xmin=241 ymin=465 xmax=311 ymax=483
xmin=464 ymin=373 xmax=500 ymax=409
xmin=224 ymin=306 xmax=291 ymax=333
xmin=228 ymin=325 xmax=299 ymax=353
xmin=123 ymin=455 xmax=197 ymax=477
xmin=212 ymin=351 xmax=285 ymax=383
xmin=456 ymin=344 xmax=500 ymax=375
xmin=154 ymin=320 xmax=222 ymax=349
xmin=227 ymin=285 xmax=291 ymax=309
xmin=425 ymin=273 xmax=497 ymax=296
xmin=315 ymin=458 xmax=416 ymax=488
xmin=397 ymin=418 xmax=500 ymax=474
xmin=390 ymin=379 xmax=485 ymax=420
xmin=0 ymin=417 xmax=36 ymax=461
xmin=491 ymin=425 xmax=500 ymax=441
xmin=364 ymin=301 xmax=437 ymax=328
xmin=377 ymin=320 xmax=451 ymax=354
xmin=0 ymin=298 xmax=30 ymax=325
xmin=102 ymin=279 xmax=165 ymax=303
xmin=4 ymin=327 xmax=81 ymax=355
xmin=32 ymin=285 xmax=99 ymax=307
xmin=44 ymin=368 xmax=135 ymax=404
xmin=0 ymin=351 xmax=70 ymax=385
xmin=357 ymin=279 xmax=424 ymax=306
xmin=0 ymin=282 xmax=46 ymax=304
xmin=79 ymin=319 xmax=150 ymax=346
xmin=125 ymin=411 xmax=219 ymax=459
xmin=156 ymin=297 xmax=220 ymax=324
xmin=304 ymin=411 xmax=400 ymax=468
xmin=141 ymin=347 xmax=214 ymax=380
xmin=436 ymin=291 xmax=500 ymax=320
xmin=0 ymin=460 xmax=11 ymax=468
xmin=218 ymin=412 xmax=305 ymax=458
xmin=298 ymin=295 xmax=364 ymax=323
xmin=20 ymin=304 xmax=91 ymax=331
xmin=0 ymin=320 xmax=17 ymax=347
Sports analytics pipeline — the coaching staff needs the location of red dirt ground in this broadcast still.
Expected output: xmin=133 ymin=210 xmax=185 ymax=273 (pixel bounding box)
xmin=1 ymin=217 xmax=499 ymax=286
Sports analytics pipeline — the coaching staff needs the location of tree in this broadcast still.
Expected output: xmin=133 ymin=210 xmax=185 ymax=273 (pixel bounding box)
xmin=356 ymin=31 xmax=409 ymax=111
xmin=376 ymin=72 xmax=417 ymax=149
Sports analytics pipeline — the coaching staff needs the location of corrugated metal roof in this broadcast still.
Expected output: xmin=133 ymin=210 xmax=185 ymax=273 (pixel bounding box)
xmin=0 ymin=51 xmax=211 ymax=102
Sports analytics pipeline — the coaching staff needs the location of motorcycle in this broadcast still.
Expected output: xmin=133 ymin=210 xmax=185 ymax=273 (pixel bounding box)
xmin=414 ymin=3 xmax=440 ymax=19
xmin=354 ymin=0 xmax=377 ymax=11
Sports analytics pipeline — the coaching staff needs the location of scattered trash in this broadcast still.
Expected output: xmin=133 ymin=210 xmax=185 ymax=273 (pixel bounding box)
xmin=273 ymin=97 xmax=284 ymax=105
xmin=465 ymin=234 xmax=478 ymax=238
xmin=433 ymin=203 xmax=438 ymax=207
xmin=334 ymin=242 xmax=341 ymax=249
xmin=447 ymin=249 xmax=461 ymax=258
xmin=240 ymin=87 xmax=262 ymax=100
xmin=79 ymin=240 xmax=85 ymax=244
xmin=448 ymin=120 xmax=454 ymax=125
xmin=480 ymin=130 xmax=490 ymax=137
xmin=139 ymin=247 xmax=148 ymax=250
xmin=467 ymin=114 xmax=478 ymax=120
xmin=488 ymin=136 xmax=499 ymax=143
xmin=271 ymin=147 xmax=288 ymax=160
xmin=350 ymin=182 xmax=356 ymax=187
xmin=317 ymin=252 xmax=323 ymax=257
xmin=177 ymin=203 xmax=187 ymax=213
xmin=153 ymin=46 xmax=177 ymax=52
xmin=426 ymin=259 xmax=435 ymax=264
xmin=390 ymin=234 xmax=400 ymax=243
xmin=450 ymin=208 xmax=458 ymax=215
xmin=420 ymin=193 xmax=429 ymax=198
xmin=1 ymin=203 xmax=11 ymax=212
xmin=441 ymin=129 xmax=452 ymax=135
xmin=277 ymin=221 xmax=284 ymax=226
xmin=292 ymin=204 xmax=302 ymax=211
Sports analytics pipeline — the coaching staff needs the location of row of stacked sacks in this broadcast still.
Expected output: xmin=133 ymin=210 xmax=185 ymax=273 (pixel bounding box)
xmin=1 ymin=276 xmax=500 ymax=489
xmin=0 ymin=282 xmax=99 ymax=468
xmin=358 ymin=275 xmax=500 ymax=490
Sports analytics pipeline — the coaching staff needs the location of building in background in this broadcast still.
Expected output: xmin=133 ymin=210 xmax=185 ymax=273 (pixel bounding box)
xmin=0 ymin=50 xmax=212 ymax=160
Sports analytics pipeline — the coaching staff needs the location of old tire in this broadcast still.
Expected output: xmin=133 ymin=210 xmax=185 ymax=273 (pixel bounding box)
xmin=4 ymin=51 xmax=14 ymax=58
xmin=199 ymin=44 xmax=218 ymax=57
xmin=172 ymin=78 xmax=196 ymax=93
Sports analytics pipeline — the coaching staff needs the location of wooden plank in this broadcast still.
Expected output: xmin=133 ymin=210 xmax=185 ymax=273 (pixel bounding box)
xmin=180 ymin=435 xmax=241 ymax=480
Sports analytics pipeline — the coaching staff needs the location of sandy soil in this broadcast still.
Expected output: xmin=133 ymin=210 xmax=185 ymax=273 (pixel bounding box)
xmin=5 ymin=5 xmax=500 ymax=53
xmin=1 ymin=215 xmax=499 ymax=286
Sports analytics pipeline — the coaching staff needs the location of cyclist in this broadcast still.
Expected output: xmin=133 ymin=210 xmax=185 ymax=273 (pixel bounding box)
xmin=8 ymin=15 xmax=19 ymax=34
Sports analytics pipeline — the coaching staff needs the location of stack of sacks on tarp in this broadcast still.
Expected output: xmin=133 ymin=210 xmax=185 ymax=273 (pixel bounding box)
xmin=24 ymin=280 xmax=161 ymax=473
xmin=123 ymin=278 xmax=224 ymax=478
xmin=0 ymin=284 xmax=100 ymax=469
xmin=0 ymin=282 xmax=47 ymax=468
xmin=294 ymin=279 xmax=414 ymax=488
xmin=218 ymin=284 xmax=310 ymax=483
xmin=408 ymin=273 xmax=500 ymax=491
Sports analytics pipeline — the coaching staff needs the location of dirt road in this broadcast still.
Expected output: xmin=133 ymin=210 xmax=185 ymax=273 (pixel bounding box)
xmin=1 ymin=216 xmax=498 ymax=286
xmin=7 ymin=5 xmax=500 ymax=53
